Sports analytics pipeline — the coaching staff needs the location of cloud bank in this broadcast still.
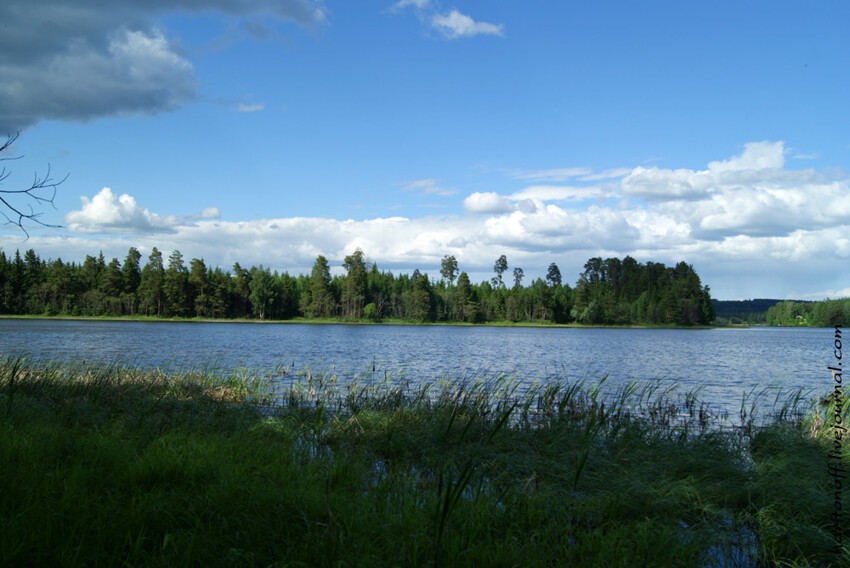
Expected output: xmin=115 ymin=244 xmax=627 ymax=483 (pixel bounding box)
xmin=6 ymin=141 xmax=847 ymax=300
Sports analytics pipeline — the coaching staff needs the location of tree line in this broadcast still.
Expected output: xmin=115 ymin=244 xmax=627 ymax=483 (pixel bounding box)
xmin=0 ymin=247 xmax=715 ymax=325
xmin=766 ymin=299 xmax=849 ymax=327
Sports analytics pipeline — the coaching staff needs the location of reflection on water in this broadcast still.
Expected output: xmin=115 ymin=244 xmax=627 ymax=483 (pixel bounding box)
xmin=0 ymin=319 xmax=832 ymax=410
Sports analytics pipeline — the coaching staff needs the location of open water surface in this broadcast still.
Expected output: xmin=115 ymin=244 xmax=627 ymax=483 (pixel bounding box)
xmin=0 ymin=319 xmax=837 ymax=411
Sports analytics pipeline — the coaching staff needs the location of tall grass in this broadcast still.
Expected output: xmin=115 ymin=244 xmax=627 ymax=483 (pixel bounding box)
xmin=1 ymin=356 xmax=848 ymax=566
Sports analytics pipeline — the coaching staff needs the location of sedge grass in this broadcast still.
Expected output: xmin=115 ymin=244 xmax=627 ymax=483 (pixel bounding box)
xmin=1 ymin=356 xmax=849 ymax=567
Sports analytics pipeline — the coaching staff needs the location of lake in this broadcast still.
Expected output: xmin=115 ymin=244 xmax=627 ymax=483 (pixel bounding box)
xmin=0 ymin=318 xmax=837 ymax=413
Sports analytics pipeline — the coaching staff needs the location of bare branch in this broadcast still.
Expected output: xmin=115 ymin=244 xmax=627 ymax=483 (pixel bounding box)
xmin=0 ymin=131 xmax=66 ymax=238
xmin=0 ymin=131 xmax=20 ymax=155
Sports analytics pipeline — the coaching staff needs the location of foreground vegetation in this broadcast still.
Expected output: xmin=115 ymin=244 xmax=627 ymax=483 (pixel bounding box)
xmin=2 ymin=358 xmax=847 ymax=566
xmin=1 ymin=247 xmax=715 ymax=326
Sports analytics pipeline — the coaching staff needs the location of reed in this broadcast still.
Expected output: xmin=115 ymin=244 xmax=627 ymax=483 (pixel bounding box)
xmin=1 ymin=356 xmax=848 ymax=566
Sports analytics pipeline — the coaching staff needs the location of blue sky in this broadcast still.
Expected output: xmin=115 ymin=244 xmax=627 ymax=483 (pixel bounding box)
xmin=1 ymin=0 xmax=849 ymax=300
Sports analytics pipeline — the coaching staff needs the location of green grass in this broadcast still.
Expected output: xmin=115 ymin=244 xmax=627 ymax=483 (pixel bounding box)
xmin=1 ymin=357 xmax=848 ymax=566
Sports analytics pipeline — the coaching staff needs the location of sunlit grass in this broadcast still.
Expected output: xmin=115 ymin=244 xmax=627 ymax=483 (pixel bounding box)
xmin=1 ymin=356 xmax=848 ymax=566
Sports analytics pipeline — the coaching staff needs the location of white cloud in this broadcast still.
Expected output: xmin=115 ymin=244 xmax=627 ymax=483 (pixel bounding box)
xmin=64 ymin=187 xmax=217 ymax=233
xmin=622 ymin=166 xmax=717 ymax=201
xmin=431 ymin=10 xmax=504 ymax=39
xmin=464 ymin=192 xmax=515 ymax=214
xmin=479 ymin=205 xmax=640 ymax=252
xmin=622 ymin=209 xmax=692 ymax=247
xmin=389 ymin=2 xmax=503 ymax=41
xmin=619 ymin=141 xmax=850 ymax=240
xmin=707 ymin=141 xmax=784 ymax=173
xmin=197 ymin=207 xmax=222 ymax=219
xmin=444 ymin=141 xmax=850 ymax=297
xmin=797 ymin=287 xmax=850 ymax=300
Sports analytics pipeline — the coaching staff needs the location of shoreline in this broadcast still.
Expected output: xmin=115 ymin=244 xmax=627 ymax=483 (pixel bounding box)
xmin=0 ymin=313 xmax=728 ymax=330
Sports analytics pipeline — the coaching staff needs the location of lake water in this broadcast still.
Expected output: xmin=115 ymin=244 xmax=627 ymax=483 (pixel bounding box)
xmin=0 ymin=319 xmax=838 ymax=412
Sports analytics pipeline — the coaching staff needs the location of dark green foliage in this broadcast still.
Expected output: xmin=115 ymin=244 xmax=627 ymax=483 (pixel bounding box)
xmin=711 ymin=298 xmax=783 ymax=324
xmin=342 ymin=249 xmax=367 ymax=319
xmin=2 ymin=358 xmax=848 ymax=566
xmin=767 ymin=299 xmax=850 ymax=327
xmin=0 ymin=248 xmax=715 ymax=325
xmin=248 ymin=265 xmax=277 ymax=320
xmin=571 ymin=256 xmax=714 ymax=325
xmin=301 ymin=255 xmax=333 ymax=318
xmin=137 ymin=247 xmax=164 ymax=316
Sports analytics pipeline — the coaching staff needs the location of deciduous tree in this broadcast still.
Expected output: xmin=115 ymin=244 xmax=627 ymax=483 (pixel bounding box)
xmin=248 ymin=265 xmax=276 ymax=320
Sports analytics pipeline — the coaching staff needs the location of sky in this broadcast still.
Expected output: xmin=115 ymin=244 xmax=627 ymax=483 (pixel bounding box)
xmin=1 ymin=0 xmax=848 ymax=301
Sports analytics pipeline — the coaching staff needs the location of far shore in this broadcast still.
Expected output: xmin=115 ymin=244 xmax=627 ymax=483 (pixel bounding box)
xmin=0 ymin=313 xmax=729 ymax=329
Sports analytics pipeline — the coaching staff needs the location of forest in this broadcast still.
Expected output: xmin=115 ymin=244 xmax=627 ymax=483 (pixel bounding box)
xmin=766 ymin=299 xmax=850 ymax=327
xmin=0 ymin=247 xmax=715 ymax=326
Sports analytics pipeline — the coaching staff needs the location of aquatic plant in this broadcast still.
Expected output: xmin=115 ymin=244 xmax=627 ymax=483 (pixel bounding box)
xmin=1 ymin=356 xmax=847 ymax=566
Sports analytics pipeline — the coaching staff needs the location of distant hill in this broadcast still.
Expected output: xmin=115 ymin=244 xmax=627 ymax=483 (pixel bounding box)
xmin=711 ymin=299 xmax=795 ymax=324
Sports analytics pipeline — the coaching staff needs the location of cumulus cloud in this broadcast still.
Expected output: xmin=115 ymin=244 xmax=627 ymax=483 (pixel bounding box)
xmin=622 ymin=166 xmax=717 ymax=201
xmin=464 ymin=192 xmax=515 ymax=214
xmin=624 ymin=144 xmax=850 ymax=239
xmin=471 ymin=141 xmax=850 ymax=244
xmin=197 ymin=207 xmax=222 ymax=220
xmin=485 ymin=143 xmax=850 ymax=261
xmin=707 ymin=141 xmax=784 ymax=173
xmin=0 ymin=0 xmax=325 ymax=131
xmin=64 ymin=187 xmax=217 ymax=233
xmin=447 ymin=141 xmax=850 ymax=297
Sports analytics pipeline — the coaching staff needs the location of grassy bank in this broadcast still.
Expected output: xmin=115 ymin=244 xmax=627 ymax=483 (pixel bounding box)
xmin=1 ymin=359 xmax=848 ymax=566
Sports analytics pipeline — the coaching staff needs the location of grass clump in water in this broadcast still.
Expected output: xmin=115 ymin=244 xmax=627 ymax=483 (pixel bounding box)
xmin=1 ymin=356 xmax=849 ymax=566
